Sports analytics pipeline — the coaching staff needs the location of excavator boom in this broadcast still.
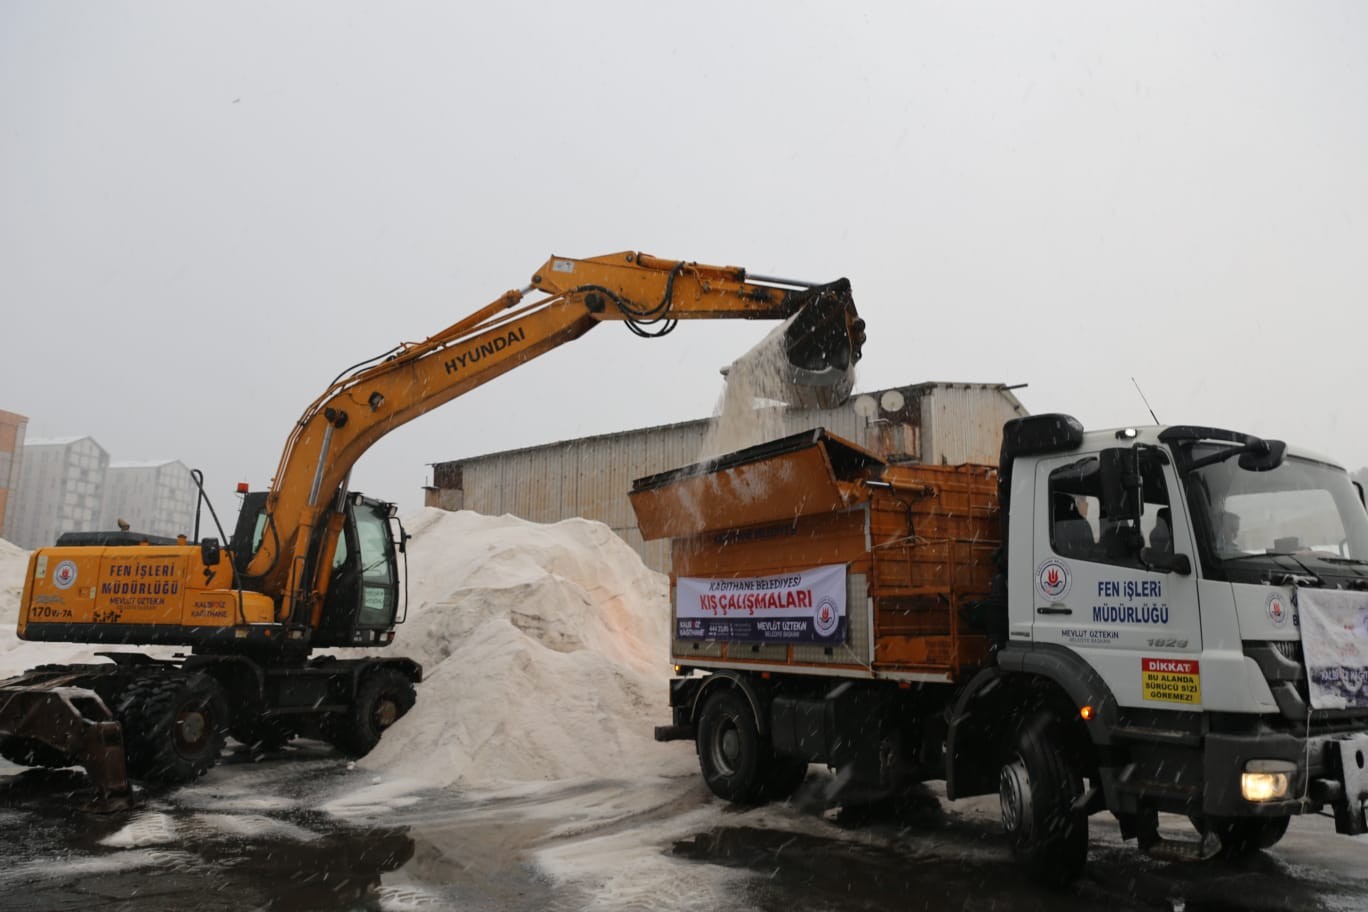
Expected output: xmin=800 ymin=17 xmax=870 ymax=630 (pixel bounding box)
xmin=246 ymin=252 xmax=863 ymax=620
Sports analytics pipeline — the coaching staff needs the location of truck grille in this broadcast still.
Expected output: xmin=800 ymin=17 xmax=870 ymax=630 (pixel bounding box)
xmin=1269 ymin=640 xmax=1301 ymax=663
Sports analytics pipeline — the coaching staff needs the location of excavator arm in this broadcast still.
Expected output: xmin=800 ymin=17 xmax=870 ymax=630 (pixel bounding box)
xmin=244 ymin=251 xmax=864 ymax=623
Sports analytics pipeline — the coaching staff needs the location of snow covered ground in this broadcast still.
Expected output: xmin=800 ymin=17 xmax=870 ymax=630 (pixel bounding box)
xmin=2 ymin=517 xmax=1367 ymax=911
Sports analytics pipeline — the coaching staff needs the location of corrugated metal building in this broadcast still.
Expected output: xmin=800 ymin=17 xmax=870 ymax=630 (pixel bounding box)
xmin=100 ymin=459 xmax=197 ymax=539
xmin=426 ymin=381 xmax=1026 ymax=573
xmin=7 ymin=436 xmax=110 ymax=549
xmin=0 ymin=410 xmax=27 ymax=543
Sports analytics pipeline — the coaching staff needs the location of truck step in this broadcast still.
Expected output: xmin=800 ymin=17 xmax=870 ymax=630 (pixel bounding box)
xmin=654 ymin=724 xmax=695 ymax=742
xmin=1110 ymin=724 xmax=1202 ymax=747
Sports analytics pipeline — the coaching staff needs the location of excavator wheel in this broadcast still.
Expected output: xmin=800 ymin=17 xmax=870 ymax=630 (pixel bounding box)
xmin=118 ymin=671 xmax=229 ymax=784
xmin=329 ymin=668 xmax=415 ymax=758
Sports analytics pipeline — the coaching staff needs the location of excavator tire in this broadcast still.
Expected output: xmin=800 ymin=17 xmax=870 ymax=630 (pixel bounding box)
xmin=118 ymin=671 xmax=229 ymax=784
xmin=329 ymin=668 xmax=415 ymax=758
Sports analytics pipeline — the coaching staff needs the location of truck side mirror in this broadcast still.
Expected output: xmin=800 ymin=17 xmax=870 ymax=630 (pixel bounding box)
xmin=1237 ymin=439 xmax=1287 ymax=472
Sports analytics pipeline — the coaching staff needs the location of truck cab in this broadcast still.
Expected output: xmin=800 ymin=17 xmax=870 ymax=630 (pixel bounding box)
xmin=988 ymin=414 xmax=1368 ymax=860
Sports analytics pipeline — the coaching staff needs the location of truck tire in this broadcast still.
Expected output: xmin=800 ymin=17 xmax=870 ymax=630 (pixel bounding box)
xmin=696 ymin=689 xmax=774 ymax=804
xmin=330 ymin=668 xmax=416 ymax=758
xmin=119 ymin=672 xmax=229 ymax=784
xmin=998 ymin=712 xmax=1088 ymax=886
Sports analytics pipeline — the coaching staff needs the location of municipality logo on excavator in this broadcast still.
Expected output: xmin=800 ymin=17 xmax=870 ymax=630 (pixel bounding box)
xmin=52 ymin=560 xmax=78 ymax=591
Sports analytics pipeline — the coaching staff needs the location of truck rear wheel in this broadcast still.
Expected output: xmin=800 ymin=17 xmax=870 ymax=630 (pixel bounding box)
xmin=998 ymin=712 xmax=1088 ymax=886
xmin=697 ymin=689 xmax=801 ymax=804
xmin=119 ymin=672 xmax=229 ymax=784
xmin=330 ymin=668 xmax=416 ymax=758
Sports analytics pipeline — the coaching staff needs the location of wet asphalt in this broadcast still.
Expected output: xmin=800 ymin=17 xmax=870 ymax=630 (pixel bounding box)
xmin=0 ymin=743 xmax=1365 ymax=912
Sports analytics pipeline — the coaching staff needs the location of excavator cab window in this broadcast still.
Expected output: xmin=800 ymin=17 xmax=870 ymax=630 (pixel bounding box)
xmin=317 ymin=494 xmax=401 ymax=645
xmin=231 ymin=492 xmax=270 ymax=577
xmin=353 ymin=504 xmax=397 ymax=627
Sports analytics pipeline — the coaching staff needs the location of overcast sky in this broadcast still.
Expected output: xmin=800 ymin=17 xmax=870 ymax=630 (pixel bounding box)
xmin=3 ymin=2 xmax=1365 ymax=517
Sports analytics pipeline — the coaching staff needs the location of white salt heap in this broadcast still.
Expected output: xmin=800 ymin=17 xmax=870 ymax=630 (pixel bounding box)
xmin=0 ymin=539 xmax=110 ymax=671
xmin=0 ymin=513 xmax=688 ymax=791
xmin=0 ymin=539 xmax=27 ymax=616
xmin=350 ymin=508 xmax=686 ymax=788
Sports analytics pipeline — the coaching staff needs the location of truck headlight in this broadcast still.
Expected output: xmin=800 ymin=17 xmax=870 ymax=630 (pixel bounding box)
xmin=1241 ymin=760 xmax=1297 ymax=802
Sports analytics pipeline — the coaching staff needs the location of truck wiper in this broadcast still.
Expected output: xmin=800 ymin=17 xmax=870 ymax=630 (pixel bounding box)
xmin=1220 ymin=551 xmax=1326 ymax=585
xmin=1219 ymin=551 xmax=1297 ymax=562
xmin=1226 ymin=551 xmax=1368 ymax=569
xmin=1187 ymin=437 xmax=1286 ymax=472
xmin=1314 ymin=555 xmax=1368 ymax=567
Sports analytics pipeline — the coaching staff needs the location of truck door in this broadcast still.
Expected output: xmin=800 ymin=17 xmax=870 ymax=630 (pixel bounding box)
xmin=1031 ymin=448 xmax=1204 ymax=710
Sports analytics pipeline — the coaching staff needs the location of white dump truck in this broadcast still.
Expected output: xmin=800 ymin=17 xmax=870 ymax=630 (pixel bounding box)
xmin=633 ymin=415 xmax=1368 ymax=884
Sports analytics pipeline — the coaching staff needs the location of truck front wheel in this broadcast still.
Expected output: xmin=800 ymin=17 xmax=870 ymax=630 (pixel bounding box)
xmin=998 ymin=712 xmax=1088 ymax=886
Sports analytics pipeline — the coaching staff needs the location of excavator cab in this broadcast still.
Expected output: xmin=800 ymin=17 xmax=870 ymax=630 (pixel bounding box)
xmin=315 ymin=493 xmax=404 ymax=647
xmin=231 ymin=491 xmax=405 ymax=648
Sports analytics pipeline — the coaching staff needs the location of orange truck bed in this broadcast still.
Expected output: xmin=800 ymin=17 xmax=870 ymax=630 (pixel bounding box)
xmin=629 ymin=429 xmax=999 ymax=683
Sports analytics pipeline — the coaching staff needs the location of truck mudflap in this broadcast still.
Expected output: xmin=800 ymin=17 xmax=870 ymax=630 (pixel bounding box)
xmin=1319 ymin=732 xmax=1368 ymax=836
xmin=0 ymin=679 xmax=132 ymax=811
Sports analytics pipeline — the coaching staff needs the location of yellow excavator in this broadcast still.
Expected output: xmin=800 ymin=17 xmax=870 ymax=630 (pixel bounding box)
xmin=0 ymin=251 xmax=864 ymax=805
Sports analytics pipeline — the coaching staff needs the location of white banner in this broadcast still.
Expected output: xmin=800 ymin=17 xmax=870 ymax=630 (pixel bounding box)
xmin=1298 ymin=588 xmax=1368 ymax=710
xmin=676 ymin=564 xmax=847 ymax=644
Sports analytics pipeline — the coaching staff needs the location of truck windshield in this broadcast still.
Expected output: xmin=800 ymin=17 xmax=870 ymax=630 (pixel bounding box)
xmin=1188 ymin=443 xmax=1368 ymax=563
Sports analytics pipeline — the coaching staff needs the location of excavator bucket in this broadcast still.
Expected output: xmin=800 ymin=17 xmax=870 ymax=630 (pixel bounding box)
xmin=726 ymin=279 xmax=864 ymax=410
